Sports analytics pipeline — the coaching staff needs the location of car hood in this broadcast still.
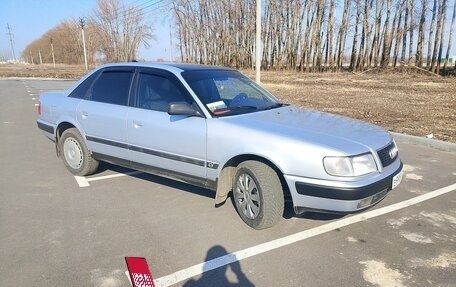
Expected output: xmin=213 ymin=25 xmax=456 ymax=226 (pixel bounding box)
xmin=219 ymin=105 xmax=392 ymax=155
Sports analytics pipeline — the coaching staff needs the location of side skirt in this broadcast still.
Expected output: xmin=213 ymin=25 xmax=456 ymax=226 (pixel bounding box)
xmin=92 ymin=152 xmax=217 ymax=191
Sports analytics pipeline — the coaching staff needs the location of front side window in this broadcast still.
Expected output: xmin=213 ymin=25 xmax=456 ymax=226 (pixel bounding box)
xmin=90 ymin=70 xmax=133 ymax=106
xmin=136 ymin=72 xmax=189 ymax=112
xmin=182 ymin=70 xmax=282 ymax=117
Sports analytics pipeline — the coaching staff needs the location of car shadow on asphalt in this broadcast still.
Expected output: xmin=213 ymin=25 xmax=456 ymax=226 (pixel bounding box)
xmin=95 ymin=162 xmax=346 ymax=221
xmin=95 ymin=162 xmax=215 ymax=199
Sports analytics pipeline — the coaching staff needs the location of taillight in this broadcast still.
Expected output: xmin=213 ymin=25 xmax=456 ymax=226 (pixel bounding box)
xmin=38 ymin=101 xmax=41 ymax=115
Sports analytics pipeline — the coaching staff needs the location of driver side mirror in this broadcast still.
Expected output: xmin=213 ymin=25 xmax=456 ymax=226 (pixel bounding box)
xmin=168 ymin=102 xmax=202 ymax=117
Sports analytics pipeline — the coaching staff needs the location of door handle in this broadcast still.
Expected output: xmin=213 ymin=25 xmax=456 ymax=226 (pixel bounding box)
xmin=81 ymin=111 xmax=88 ymax=119
xmin=133 ymin=120 xmax=143 ymax=128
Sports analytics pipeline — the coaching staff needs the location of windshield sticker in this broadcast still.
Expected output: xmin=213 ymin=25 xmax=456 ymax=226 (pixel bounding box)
xmin=206 ymin=101 xmax=227 ymax=112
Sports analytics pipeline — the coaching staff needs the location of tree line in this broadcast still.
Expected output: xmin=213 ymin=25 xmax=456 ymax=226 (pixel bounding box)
xmin=23 ymin=0 xmax=153 ymax=65
xmin=173 ymin=0 xmax=456 ymax=73
xmin=23 ymin=0 xmax=455 ymax=74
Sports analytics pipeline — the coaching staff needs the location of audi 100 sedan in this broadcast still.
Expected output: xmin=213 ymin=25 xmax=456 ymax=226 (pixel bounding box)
xmin=37 ymin=63 xmax=403 ymax=229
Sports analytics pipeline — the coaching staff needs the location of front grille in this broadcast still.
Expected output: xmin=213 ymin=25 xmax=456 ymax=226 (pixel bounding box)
xmin=377 ymin=141 xmax=397 ymax=167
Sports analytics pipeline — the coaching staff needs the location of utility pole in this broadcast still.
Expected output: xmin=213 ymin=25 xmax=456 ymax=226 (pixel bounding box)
xmin=169 ymin=22 xmax=173 ymax=62
xmin=6 ymin=23 xmax=16 ymax=61
xmin=79 ymin=17 xmax=88 ymax=70
xmin=50 ymin=37 xmax=56 ymax=68
xmin=255 ymin=0 xmax=261 ymax=83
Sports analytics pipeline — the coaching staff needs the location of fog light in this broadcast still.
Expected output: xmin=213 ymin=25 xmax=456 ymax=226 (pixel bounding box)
xmin=357 ymin=189 xmax=388 ymax=209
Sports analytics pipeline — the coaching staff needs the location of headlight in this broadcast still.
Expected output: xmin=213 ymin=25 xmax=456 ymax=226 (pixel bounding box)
xmin=323 ymin=154 xmax=377 ymax=177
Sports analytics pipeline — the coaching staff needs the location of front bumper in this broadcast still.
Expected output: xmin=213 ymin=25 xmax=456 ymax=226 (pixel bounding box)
xmin=285 ymin=160 xmax=403 ymax=214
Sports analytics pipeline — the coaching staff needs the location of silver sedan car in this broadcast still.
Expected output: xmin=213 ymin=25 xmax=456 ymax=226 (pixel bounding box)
xmin=37 ymin=63 xmax=403 ymax=229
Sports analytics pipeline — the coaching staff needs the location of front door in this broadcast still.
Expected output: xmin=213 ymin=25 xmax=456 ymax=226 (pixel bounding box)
xmin=126 ymin=69 xmax=207 ymax=180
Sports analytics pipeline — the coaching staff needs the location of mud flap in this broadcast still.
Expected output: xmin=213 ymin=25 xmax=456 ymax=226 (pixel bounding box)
xmin=214 ymin=166 xmax=235 ymax=206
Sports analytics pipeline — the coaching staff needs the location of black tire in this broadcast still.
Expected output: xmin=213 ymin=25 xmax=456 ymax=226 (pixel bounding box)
xmin=233 ymin=160 xmax=284 ymax=229
xmin=59 ymin=128 xmax=99 ymax=176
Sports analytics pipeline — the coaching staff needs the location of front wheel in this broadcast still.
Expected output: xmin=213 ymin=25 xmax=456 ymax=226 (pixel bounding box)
xmin=59 ymin=128 xmax=99 ymax=176
xmin=233 ymin=161 xmax=284 ymax=229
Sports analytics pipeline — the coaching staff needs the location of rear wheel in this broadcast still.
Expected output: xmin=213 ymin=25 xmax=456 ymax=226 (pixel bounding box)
xmin=233 ymin=161 xmax=284 ymax=229
xmin=59 ymin=128 xmax=99 ymax=176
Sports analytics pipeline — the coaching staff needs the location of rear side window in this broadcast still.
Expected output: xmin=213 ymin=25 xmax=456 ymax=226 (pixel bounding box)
xmin=68 ymin=71 xmax=100 ymax=99
xmin=90 ymin=70 xmax=133 ymax=106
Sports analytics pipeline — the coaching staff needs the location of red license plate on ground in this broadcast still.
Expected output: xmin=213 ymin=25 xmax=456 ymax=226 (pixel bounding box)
xmin=125 ymin=257 xmax=155 ymax=287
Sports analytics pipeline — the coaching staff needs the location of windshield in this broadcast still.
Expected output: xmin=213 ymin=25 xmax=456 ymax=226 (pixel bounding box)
xmin=181 ymin=70 xmax=283 ymax=117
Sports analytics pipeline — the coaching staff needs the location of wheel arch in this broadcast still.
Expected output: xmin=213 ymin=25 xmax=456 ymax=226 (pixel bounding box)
xmin=214 ymin=154 xmax=290 ymax=205
xmin=55 ymin=121 xmax=77 ymax=157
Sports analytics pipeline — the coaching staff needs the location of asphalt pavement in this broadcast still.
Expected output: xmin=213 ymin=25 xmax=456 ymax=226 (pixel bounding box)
xmin=0 ymin=78 xmax=455 ymax=287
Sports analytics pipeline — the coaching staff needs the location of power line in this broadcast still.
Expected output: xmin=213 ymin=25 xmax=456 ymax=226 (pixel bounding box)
xmin=114 ymin=0 xmax=170 ymax=18
xmin=92 ymin=0 xmax=174 ymax=24
xmin=139 ymin=0 xmax=174 ymax=18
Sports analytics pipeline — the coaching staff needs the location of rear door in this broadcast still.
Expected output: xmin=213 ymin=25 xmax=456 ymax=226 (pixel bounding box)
xmin=126 ymin=68 xmax=207 ymax=180
xmin=77 ymin=67 xmax=134 ymax=160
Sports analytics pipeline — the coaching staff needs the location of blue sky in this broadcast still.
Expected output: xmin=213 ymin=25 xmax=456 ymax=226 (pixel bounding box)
xmin=0 ymin=0 xmax=173 ymax=61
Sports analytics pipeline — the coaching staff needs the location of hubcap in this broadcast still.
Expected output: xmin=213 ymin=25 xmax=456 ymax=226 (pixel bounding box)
xmin=63 ymin=137 xmax=83 ymax=169
xmin=235 ymin=173 xmax=260 ymax=219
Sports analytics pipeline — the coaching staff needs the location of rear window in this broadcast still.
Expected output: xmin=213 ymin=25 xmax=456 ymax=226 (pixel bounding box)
xmin=90 ymin=70 xmax=133 ymax=106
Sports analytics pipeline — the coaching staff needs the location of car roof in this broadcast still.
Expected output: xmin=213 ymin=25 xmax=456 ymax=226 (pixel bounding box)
xmin=97 ymin=62 xmax=235 ymax=74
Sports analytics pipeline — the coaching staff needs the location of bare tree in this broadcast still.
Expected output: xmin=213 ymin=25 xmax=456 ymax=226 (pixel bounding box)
xmin=325 ymin=0 xmax=335 ymax=71
xmin=426 ymin=0 xmax=438 ymax=68
xmin=357 ymin=0 xmax=374 ymax=70
xmin=350 ymin=0 xmax=362 ymax=70
xmin=335 ymin=0 xmax=351 ymax=70
xmin=392 ymin=0 xmax=404 ymax=68
xmin=23 ymin=19 xmax=99 ymax=65
xmin=407 ymin=0 xmax=415 ymax=64
xmin=416 ymin=0 xmax=428 ymax=67
xmin=430 ymin=0 xmax=446 ymax=73
xmin=401 ymin=0 xmax=410 ymax=64
xmin=92 ymin=0 xmax=154 ymax=62
xmin=168 ymin=0 xmax=454 ymax=74
xmin=443 ymin=0 xmax=456 ymax=71
xmin=381 ymin=0 xmax=394 ymax=68
xmin=370 ymin=0 xmax=385 ymax=67
xmin=434 ymin=0 xmax=448 ymax=74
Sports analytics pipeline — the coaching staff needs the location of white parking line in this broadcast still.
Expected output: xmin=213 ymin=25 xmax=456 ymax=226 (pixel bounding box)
xmin=74 ymin=171 xmax=143 ymax=187
xmin=87 ymin=171 xmax=143 ymax=182
xmin=153 ymin=183 xmax=456 ymax=287
xmin=125 ymin=271 xmax=133 ymax=286
xmin=74 ymin=176 xmax=90 ymax=187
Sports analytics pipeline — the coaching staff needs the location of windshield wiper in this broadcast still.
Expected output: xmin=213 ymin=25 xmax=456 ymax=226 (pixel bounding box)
xmin=262 ymin=103 xmax=286 ymax=110
xmin=228 ymin=105 xmax=258 ymax=111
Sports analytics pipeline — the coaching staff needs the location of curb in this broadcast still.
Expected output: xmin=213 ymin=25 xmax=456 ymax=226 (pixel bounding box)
xmin=0 ymin=77 xmax=76 ymax=81
xmin=391 ymin=132 xmax=456 ymax=152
